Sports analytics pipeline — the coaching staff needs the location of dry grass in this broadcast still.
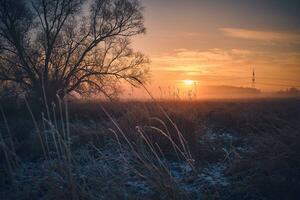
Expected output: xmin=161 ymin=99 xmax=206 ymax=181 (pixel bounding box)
xmin=0 ymin=98 xmax=300 ymax=199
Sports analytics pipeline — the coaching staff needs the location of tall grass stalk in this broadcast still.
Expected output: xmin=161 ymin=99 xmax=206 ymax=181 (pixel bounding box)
xmin=0 ymin=105 xmax=19 ymax=168
xmin=100 ymin=105 xmax=189 ymax=197
xmin=0 ymin=130 xmax=13 ymax=179
xmin=24 ymin=98 xmax=48 ymax=160
xmin=140 ymin=83 xmax=195 ymax=170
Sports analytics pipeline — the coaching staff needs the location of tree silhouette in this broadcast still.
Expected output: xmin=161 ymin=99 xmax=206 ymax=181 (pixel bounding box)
xmin=0 ymin=0 xmax=148 ymax=103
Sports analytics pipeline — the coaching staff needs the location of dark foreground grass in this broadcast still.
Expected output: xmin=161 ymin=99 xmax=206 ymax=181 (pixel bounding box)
xmin=0 ymin=98 xmax=300 ymax=199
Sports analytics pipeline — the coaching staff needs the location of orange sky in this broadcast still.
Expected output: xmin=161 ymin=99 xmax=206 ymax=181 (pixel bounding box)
xmin=129 ymin=0 xmax=300 ymax=98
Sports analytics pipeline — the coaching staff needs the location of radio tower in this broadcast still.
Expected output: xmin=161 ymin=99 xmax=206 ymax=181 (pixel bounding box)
xmin=252 ymin=68 xmax=256 ymax=88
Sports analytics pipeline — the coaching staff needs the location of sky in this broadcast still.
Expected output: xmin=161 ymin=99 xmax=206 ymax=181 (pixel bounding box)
xmin=130 ymin=0 xmax=300 ymax=98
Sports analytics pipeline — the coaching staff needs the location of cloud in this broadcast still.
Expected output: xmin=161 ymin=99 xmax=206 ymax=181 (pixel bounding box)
xmin=220 ymin=28 xmax=300 ymax=44
xmin=151 ymin=48 xmax=300 ymax=79
xmin=148 ymin=48 xmax=300 ymax=91
xmin=153 ymin=48 xmax=235 ymax=66
xmin=152 ymin=48 xmax=254 ymax=70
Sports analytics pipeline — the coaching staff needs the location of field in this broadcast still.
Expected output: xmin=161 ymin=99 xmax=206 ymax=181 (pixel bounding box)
xmin=1 ymin=98 xmax=300 ymax=200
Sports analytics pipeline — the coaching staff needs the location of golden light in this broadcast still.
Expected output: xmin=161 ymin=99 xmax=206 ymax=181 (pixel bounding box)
xmin=182 ymin=79 xmax=195 ymax=86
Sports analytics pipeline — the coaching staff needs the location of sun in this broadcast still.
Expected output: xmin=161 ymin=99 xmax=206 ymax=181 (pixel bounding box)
xmin=183 ymin=79 xmax=195 ymax=86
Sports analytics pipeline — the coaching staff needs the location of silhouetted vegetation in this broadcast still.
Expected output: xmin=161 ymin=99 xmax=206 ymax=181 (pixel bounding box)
xmin=1 ymin=98 xmax=300 ymax=199
xmin=0 ymin=0 xmax=148 ymax=104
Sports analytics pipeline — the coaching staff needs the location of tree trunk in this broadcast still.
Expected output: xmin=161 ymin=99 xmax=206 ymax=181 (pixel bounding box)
xmin=30 ymin=80 xmax=65 ymax=110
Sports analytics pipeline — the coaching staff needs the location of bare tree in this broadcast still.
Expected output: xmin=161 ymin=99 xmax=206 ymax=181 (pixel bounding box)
xmin=0 ymin=0 xmax=148 ymax=103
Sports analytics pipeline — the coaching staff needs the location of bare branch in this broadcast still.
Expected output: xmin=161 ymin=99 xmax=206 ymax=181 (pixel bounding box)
xmin=0 ymin=0 xmax=148 ymax=102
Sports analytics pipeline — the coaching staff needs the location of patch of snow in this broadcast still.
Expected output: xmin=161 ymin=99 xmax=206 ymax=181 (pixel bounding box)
xmin=168 ymin=160 xmax=228 ymax=195
xmin=200 ymin=129 xmax=237 ymax=142
xmin=198 ymin=162 xmax=229 ymax=187
xmin=125 ymin=180 xmax=151 ymax=195
xmin=169 ymin=161 xmax=193 ymax=182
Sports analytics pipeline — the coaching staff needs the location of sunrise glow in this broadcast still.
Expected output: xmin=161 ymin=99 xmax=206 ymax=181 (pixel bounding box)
xmin=132 ymin=0 xmax=300 ymax=98
xmin=1 ymin=1 xmax=299 ymax=198
xmin=182 ymin=79 xmax=195 ymax=86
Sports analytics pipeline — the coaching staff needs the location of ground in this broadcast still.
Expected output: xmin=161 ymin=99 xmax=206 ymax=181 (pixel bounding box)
xmin=0 ymin=98 xmax=300 ymax=200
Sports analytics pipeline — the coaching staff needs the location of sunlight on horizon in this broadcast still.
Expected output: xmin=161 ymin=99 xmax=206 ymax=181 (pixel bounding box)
xmin=132 ymin=0 xmax=300 ymax=96
xmin=182 ymin=79 xmax=196 ymax=86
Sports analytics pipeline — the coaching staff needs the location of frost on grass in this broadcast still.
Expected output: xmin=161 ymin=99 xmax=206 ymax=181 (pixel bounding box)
xmin=168 ymin=161 xmax=228 ymax=193
xmin=1 ymin=137 xmax=230 ymax=199
xmin=1 ymin=123 xmax=255 ymax=199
